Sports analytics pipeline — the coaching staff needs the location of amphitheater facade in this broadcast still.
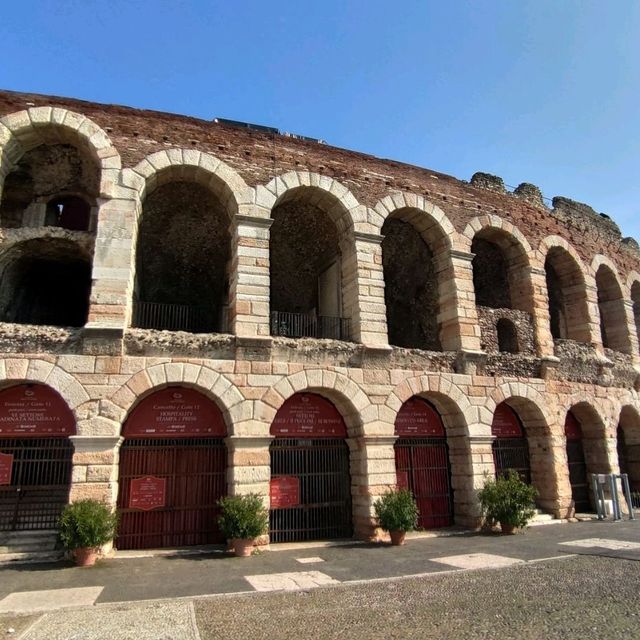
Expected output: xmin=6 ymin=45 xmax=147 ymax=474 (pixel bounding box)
xmin=0 ymin=89 xmax=638 ymax=552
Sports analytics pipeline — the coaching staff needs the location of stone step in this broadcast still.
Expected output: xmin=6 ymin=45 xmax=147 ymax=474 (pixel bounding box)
xmin=0 ymin=529 xmax=58 ymax=544
xmin=0 ymin=550 xmax=63 ymax=565
xmin=529 ymin=510 xmax=562 ymax=526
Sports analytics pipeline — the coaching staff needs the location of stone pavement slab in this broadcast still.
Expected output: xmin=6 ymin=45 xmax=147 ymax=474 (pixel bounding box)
xmin=244 ymin=570 xmax=340 ymax=591
xmin=0 ymin=587 xmax=104 ymax=614
xmin=22 ymin=601 xmax=199 ymax=640
xmin=430 ymin=552 xmax=523 ymax=570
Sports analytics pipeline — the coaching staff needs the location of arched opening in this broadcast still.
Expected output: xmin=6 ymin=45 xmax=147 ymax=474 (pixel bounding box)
xmin=0 ymin=142 xmax=99 ymax=230
xmin=631 ymin=282 xmax=640 ymax=353
xmin=545 ymin=247 xmax=590 ymax=342
xmin=394 ymin=397 xmax=453 ymax=528
xmin=564 ymin=411 xmax=589 ymax=512
xmin=617 ymin=406 xmax=640 ymax=497
xmin=269 ymin=188 xmax=349 ymax=340
xmin=595 ymin=264 xmax=631 ymax=353
xmin=269 ymin=392 xmax=352 ymax=542
xmin=497 ymin=318 xmax=519 ymax=353
xmin=382 ymin=216 xmax=441 ymax=350
xmin=133 ymin=180 xmax=231 ymax=334
xmin=491 ymin=403 xmax=531 ymax=483
xmin=565 ymin=403 xmax=611 ymax=514
xmin=472 ymin=229 xmax=535 ymax=354
xmin=116 ymin=387 xmax=227 ymax=550
xmin=45 ymin=196 xmax=91 ymax=231
xmin=0 ymin=384 xmax=75 ymax=531
xmin=0 ymin=239 xmax=91 ymax=327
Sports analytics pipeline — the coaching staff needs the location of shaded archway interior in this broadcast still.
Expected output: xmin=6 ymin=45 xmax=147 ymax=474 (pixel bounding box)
xmin=269 ymin=189 xmax=346 ymax=339
xmin=617 ymin=406 xmax=640 ymax=494
xmin=595 ymin=265 xmax=631 ymax=353
xmin=0 ymin=238 xmax=91 ymax=327
xmin=382 ymin=217 xmax=441 ymax=350
xmin=133 ymin=180 xmax=231 ymax=333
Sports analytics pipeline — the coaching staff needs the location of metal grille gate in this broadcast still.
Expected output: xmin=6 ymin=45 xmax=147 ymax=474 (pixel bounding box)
xmin=395 ymin=438 xmax=453 ymax=529
xmin=0 ymin=438 xmax=73 ymax=531
xmin=270 ymin=438 xmax=352 ymax=543
xmin=566 ymin=439 xmax=590 ymax=512
xmin=117 ymin=437 xmax=226 ymax=550
xmin=492 ymin=438 xmax=531 ymax=484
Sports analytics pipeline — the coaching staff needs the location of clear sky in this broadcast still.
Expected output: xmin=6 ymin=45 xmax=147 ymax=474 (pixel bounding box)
xmin=1 ymin=1 xmax=638 ymax=238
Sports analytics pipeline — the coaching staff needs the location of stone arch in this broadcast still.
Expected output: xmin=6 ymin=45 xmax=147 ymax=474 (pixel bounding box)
xmin=372 ymin=193 xmax=457 ymax=250
xmin=123 ymin=149 xmax=250 ymax=218
xmin=0 ymin=358 xmax=89 ymax=422
xmin=0 ymin=107 xmax=121 ymax=200
xmin=386 ymin=374 xmax=475 ymax=526
xmin=262 ymin=369 xmax=374 ymax=438
xmin=592 ymin=256 xmax=632 ymax=353
xmin=258 ymin=172 xmax=362 ymax=235
xmin=487 ymin=383 xmax=562 ymax=515
xmin=627 ymin=273 xmax=640 ymax=354
xmin=106 ymin=363 xmax=245 ymax=437
xmin=462 ymin=214 xmax=533 ymax=254
xmin=617 ymin=404 xmax=640 ymax=491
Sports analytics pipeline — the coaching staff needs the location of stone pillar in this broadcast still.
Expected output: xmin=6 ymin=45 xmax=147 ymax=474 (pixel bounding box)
xmin=465 ymin=435 xmax=496 ymax=528
xmin=226 ymin=436 xmax=272 ymax=498
xmin=350 ymin=435 xmax=397 ymax=540
xmin=528 ymin=266 xmax=555 ymax=358
xmin=87 ymin=197 xmax=138 ymax=330
xmin=341 ymin=232 xmax=389 ymax=348
xmin=529 ymin=430 xmax=571 ymax=518
xmin=623 ymin=300 xmax=640 ymax=364
xmin=22 ymin=201 xmax=46 ymax=227
xmin=585 ymin=281 xmax=605 ymax=356
xmin=229 ymin=216 xmax=272 ymax=338
xmin=69 ymin=436 xmax=122 ymax=506
xmin=435 ymin=250 xmax=482 ymax=352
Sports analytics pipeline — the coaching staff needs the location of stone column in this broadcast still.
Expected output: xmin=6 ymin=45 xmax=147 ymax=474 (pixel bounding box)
xmin=349 ymin=435 xmax=397 ymax=540
xmin=86 ymin=196 xmax=137 ymax=333
xmin=529 ymin=430 xmax=571 ymax=518
xmin=623 ymin=300 xmax=640 ymax=364
xmin=341 ymin=232 xmax=389 ymax=348
xmin=226 ymin=436 xmax=272 ymax=498
xmin=435 ymin=250 xmax=482 ymax=353
xmin=465 ymin=435 xmax=496 ymax=528
xmin=527 ymin=266 xmax=556 ymax=358
xmin=585 ymin=281 xmax=606 ymax=356
xmin=229 ymin=216 xmax=273 ymax=338
xmin=69 ymin=436 xmax=122 ymax=505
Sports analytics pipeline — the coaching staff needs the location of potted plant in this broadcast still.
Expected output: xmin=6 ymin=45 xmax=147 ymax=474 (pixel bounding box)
xmin=217 ymin=493 xmax=269 ymax=557
xmin=58 ymin=499 xmax=118 ymax=566
xmin=374 ymin=488 xmax=419 ymax=545
xmin=478 ymin=470 xmax=538 ymax=534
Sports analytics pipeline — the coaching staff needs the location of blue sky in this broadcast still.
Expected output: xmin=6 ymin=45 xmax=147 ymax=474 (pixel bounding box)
xmin=1 ymin=1 xmax=638 ymax=238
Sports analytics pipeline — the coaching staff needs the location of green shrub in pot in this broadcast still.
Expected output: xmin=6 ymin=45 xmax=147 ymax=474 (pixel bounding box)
xmin=217 ymin=493 xmax=269 ymax=556
xmin=374 ymin=488 xmax=419 ymax=545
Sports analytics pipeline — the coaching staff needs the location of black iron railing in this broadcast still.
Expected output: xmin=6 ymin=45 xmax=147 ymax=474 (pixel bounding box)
xmin=270 ymin=311 xmax=351 ymax=341
xmin=133 ymin=301 xmax=218 ymax=334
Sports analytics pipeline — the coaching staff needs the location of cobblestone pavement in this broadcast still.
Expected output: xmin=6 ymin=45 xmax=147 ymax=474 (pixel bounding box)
xmin=194 ymin=555 xmax=640 ymax=640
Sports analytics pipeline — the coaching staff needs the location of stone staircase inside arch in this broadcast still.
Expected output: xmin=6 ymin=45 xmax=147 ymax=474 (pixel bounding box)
xmin=0 ymin=530 xmax=63 ymax=565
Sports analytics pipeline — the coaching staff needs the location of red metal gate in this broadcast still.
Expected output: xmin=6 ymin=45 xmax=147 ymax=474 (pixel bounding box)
xmin=565 ymin=412 xmax=590 ymax=512
xmin=394 ymin=398 xmax=453 ymax=529
xmin=269 ymin=393 xmax=352 ymax=543
xmin=0 ymin=384 xmax=75 ymax=531
xmin=116 ymin=387 xmax=227 ymax=550
xmin=492 ymin=403 xmax=531 ymax=483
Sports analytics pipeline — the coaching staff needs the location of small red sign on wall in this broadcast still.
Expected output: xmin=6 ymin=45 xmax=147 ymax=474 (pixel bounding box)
xmin=395 ymin=397 xmax=446 ymax=437
xmin=129 ymin=476 xmax=166 ymax=511
xmin=270 ymin=476 xmax=300 ymax=509
xmin=124 ymin=387 xmax=226 ymax=438
xmin=270 ymin=393 xmax=347 ymax=438
xmin=0 ymin=385 xmax=76 ymax=437
xmin=0 ymin=452 xmax=13 ymax=485
xmin=396 ymin=471 xmax=409 ymax=490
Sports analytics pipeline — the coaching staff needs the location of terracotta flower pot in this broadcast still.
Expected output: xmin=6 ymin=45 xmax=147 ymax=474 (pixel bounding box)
xmin=500 ymin=522 xmax=517 ymax=535
xmin=74 ymin=547 xmax=99 ymax=567
xmin=389 ymin=530 xmax=406 ymax=546
xmin=232 ymin=538 xmax=255 ymax=557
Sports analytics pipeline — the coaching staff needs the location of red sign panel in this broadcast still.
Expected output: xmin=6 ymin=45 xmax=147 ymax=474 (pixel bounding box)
xmin=396 ymin=471 xmax=409 ymax=490
xmin=491 ymin=403 xmax=524 ymax=438
xmin=564 ymin=412 xmax=583 ymax=441
xmin=124 ymin=387 xmax=226 ymax=438
xmin=129 ymin=476 xmax=166 ymax=511
xmin=395 ymin=397 xmax=445 ymax=437
xmin=0 ymin=452 xmax=13 ymax=485
xmin=0 ymin=384 xmax=76 ymax=437
xmin=270 ymin=476 xmax=300 ymax=508
xmin=270 ymin=393 xmax=347 ymax=438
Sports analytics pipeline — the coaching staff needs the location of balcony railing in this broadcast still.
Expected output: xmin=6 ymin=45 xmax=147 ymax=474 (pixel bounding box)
xmin=270 ymin=311 xmax=351 ymax=341
xmin=133 ymin=300 xmax=218 ymax=334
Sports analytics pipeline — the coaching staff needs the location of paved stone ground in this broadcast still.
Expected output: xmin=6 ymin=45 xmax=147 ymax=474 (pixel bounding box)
xmin=0 ymin=520 xmax=639 ymax=638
